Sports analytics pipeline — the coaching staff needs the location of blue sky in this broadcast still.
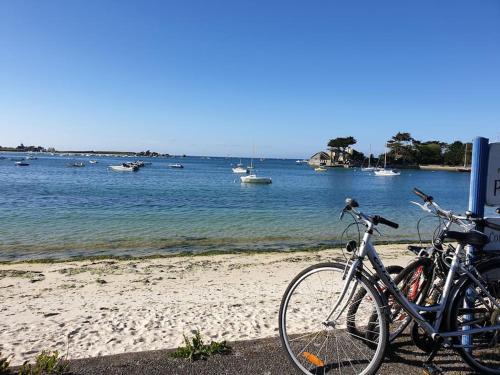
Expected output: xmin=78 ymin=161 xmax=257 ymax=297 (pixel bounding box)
xmin=0 ymin=1 xmax=499 ymax=158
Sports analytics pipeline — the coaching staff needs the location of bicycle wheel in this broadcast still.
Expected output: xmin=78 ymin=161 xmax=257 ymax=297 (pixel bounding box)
xmin=449 ymin=261 xmax=500 ymax=374
xmin=279 ymin=262 xmax=388 ymax=375
xmin=346 ymin=265 xmax=403 ymax=340
xmin=388 ymin=258 xmax=434 ymax=342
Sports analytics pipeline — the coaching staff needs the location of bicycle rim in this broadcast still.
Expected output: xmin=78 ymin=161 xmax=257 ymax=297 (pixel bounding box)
xmin=279 ymin=263 xmax=388 ymax=375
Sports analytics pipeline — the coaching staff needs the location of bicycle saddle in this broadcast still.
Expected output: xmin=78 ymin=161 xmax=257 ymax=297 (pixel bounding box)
xmin=445 ymin=230 xmax=489 ymax=247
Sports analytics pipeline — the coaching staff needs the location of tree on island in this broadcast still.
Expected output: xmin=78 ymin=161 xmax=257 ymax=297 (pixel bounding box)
xmin=327 ymin=136 xmax=359 ymax=164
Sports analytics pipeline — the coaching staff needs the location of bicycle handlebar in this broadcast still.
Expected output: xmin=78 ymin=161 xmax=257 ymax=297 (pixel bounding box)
xmin=413 ymin=187 xmax=433 ymax=202
xmin=372 ymin=215 xmax=399 ymax=229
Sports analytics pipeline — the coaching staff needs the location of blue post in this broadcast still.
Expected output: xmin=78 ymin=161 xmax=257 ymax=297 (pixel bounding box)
xmin=468 ymin=137 xmax=490 ymax=218
xmin=463 ymin=136 xmax=489 ymax=349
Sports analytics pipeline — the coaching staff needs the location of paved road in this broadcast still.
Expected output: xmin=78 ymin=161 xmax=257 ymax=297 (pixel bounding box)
xmin=66 ymin=335 xmax=476 ymax=375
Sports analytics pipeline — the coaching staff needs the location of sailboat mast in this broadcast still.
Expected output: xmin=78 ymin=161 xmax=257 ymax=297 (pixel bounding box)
xmin=368 ymin=145 xmax=372 ymax=168
xmin=464 ymin=143 xmax=467 ymax=167
xmin=384 ymin=145 xmax=387 ymax=169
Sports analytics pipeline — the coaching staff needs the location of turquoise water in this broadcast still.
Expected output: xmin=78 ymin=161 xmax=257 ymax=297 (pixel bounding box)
xmin=0 ymin=153 xmax=478 ymax=261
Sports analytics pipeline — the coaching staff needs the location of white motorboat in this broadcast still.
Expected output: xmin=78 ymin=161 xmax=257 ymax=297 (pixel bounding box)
xmin=232 ymin=159 xmax=248 ymax=174
xmin=315 ymin=166 xmax=327 ymax=172
xmin=374 ymin=146 xmax=400 ymax=176
xmin=374 ymin=169 xmax=400 ymax=176
xmin=89 ymin=160 xmax=98 ymax=164
xmin=109 ymin=163 xmax=139 ymax=172
xmin=232 ymin=166 xmax=248 ymax=173
xmin=169 ymin=163 xmax=184 ymax=169
xmin=68 ymin=162 xmax=85 ymax=168
xmin=240 ymin=174 xmax=272 ymax=184
xmin=15 ymin=161 xmax=30 ymax=166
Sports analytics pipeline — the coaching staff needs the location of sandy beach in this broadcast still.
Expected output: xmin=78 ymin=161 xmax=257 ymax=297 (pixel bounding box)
xmin=0 ymin=245 xmax=417 ymax=365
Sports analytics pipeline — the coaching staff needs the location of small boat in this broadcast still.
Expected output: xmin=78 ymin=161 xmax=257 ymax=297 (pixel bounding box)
xmin=361 ymin=145 xmax=375 ymax=171
xmin=315 ymin=166 xmax=327 ymax=172
xmin=240 ymin=149 xmax=271 ymax=184
xmin=68 ymin=162 xmax=85 ymax=167
xmin=374 ymin=169 xmax=400 ymax=176
xmin=109 ymin=163 xmax=139 ymax=172
xmin=169 ymin=163 xmax=184 ymax=169
xmin=240 ymin=174 xmax=272 ymax=184
xmin=25 ymin=156 xmax=37 ymax=160
xmin=373 ymin=145 xmax=400 ymax=176
xmin=232 ymin=159 xmax=248 ymax=174
xmin=457 ymin=143 xmax=471 ymax=172
xmin=89 ymin=160 xmax=98 ymax=164
xmin=15 ymin=161 xmax=30 ymax=166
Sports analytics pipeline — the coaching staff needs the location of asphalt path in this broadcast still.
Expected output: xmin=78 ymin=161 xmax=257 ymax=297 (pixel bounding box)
xmin=64 ymin=334 xmax=476 ymax=375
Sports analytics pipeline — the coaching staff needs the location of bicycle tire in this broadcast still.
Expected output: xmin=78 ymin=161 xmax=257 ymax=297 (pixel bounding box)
xmin=279 ymin=262 xmax=388 ymax=375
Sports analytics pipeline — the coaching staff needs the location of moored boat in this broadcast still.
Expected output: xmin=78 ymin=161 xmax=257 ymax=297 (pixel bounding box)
xmin=169 ymin=163 xmax=184 ymax=169
xmin=15 ymin=161 xmax=30 ymax=166
xmin=374 ymin=145 xmax=400 ymax=176
xmin=109 ymin=163 xmax=139 ymax=172
xmin=240 ymin=174 xmax=272 ymax=184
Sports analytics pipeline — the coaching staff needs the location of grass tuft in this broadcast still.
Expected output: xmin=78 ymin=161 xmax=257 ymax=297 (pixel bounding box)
xmin=18 ymin=351 xmax=69 ymax=375
xmin=170 ymin=330 xmax=231 ymax=361
xmin=0 ymin=352 xmax=10 ymax=375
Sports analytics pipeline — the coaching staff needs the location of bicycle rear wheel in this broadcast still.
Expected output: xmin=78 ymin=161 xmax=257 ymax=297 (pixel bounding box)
xmin=279 ymin=262 xmax=388 ymax=375
xmin=346 ymin=265 xmax=403 ymax=341
xmin=449 ymin=261 xmax=500 ymax=374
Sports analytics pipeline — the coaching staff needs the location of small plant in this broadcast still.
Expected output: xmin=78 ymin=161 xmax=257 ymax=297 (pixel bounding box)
xmin=0 ymin=352 xmax=11 ymax=375
xmin=170 ymin=330 xmax=231 ymax=361
xmin=18 ymin=351 xmax=69 ymax=375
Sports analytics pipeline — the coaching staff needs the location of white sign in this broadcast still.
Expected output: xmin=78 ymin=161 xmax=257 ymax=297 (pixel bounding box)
xmin=484 ymin=217 xmax=500 ymax=252
xmin=486 ymin=143 xmax=500 ymax=206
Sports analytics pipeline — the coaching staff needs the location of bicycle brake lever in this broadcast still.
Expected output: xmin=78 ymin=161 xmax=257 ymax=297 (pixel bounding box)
xmin=339 ymin=210 xmax=345 ymax=220
xmin=410 ymin=201 xmax=432 ymax=212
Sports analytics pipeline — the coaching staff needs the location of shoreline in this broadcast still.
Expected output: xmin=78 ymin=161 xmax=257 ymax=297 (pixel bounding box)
xmin=0 ymin=239 xmax=421 ymax=264
xmin=0 ymin=244 xmax=417 ymax=365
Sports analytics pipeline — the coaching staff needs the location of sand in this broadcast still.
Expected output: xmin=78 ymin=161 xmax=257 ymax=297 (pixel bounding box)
xmin=0 ymin=245 xmax=416 ymax=365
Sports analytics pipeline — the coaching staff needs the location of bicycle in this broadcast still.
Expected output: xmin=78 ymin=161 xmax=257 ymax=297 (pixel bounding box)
xmin=279 ymin=195 xmax=500 ymax=374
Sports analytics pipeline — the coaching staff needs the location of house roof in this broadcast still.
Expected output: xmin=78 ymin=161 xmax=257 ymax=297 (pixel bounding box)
xmin=309 ymin=151 xmax=330 ymax=159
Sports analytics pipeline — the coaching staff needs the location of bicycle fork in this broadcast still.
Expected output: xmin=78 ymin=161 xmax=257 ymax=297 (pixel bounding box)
xmin=323 ymin=257 xmax=362 ymax=325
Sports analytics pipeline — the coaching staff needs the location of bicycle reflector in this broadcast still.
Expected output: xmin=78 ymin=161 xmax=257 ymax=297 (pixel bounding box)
xmin=302 ymin=352 xmax=325 ymax=367
xmin=346 ymin=240 xmax=357 ymax=252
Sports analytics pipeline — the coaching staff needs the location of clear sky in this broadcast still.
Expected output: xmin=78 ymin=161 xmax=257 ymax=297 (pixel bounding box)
xmin=0 ymin=0 xmax=499 ymax=158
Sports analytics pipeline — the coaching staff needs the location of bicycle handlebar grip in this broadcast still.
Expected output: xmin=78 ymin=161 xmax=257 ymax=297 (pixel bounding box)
xmin=413 ymin=187 xmax=433 ymax=202
xmin=373 ymin=215 xmax=399 ymax=229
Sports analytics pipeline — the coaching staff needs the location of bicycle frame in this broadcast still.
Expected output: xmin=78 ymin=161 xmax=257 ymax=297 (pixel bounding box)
xmin=326 ymin=222 xmax=500 ymax=343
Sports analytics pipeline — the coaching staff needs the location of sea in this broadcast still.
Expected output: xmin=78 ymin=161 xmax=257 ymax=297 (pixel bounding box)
xmin=0 ymin=153 xmax=492 ymax=261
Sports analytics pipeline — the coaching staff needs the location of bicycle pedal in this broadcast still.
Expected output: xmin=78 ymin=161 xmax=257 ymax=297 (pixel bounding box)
xmin=422 ymin=363 xmax=443 ymax=375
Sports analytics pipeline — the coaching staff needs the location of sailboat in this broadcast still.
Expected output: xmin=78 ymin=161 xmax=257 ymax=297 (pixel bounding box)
xmin=232 ymin=159 xmax=249 ymax=174
xmin=361 ymin=145 xmax=375 ymax=171
xmin=374 ymin=146 xmax=400 ymax=176
xmin=457 ymin=143 xmax=471 ymax=172
xmin=240 ymin=147 xmax=272 ymax=184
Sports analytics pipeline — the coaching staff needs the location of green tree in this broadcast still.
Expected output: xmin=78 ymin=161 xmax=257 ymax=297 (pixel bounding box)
xmin=387 ymin=132 xmax=414 ymax=164
xmin=415 ymin=142 xmax=443 ymax=165
xmin=327 ymin=136 xmax=357 ymax=151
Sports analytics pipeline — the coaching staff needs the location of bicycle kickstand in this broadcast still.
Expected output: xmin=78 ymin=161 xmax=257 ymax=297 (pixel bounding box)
xmin=422 ymin=338 xmax=444 ymax=375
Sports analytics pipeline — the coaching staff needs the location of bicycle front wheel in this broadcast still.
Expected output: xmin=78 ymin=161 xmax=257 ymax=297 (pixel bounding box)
xmin=279 ymin=262 xmax=388 ymax=375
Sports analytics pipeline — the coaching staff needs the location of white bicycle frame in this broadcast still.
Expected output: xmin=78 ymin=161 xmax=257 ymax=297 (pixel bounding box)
xmin=326 ymin=213 xmax=500 ymax=344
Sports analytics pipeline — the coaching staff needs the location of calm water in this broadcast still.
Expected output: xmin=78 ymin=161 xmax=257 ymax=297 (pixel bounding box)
xmin=0 ymin=153 xmax=480 ymax=261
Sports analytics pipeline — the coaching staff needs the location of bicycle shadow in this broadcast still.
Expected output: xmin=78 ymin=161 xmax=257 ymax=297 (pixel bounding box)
xmin=385 ymin=334 xmax=476 ymax=374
